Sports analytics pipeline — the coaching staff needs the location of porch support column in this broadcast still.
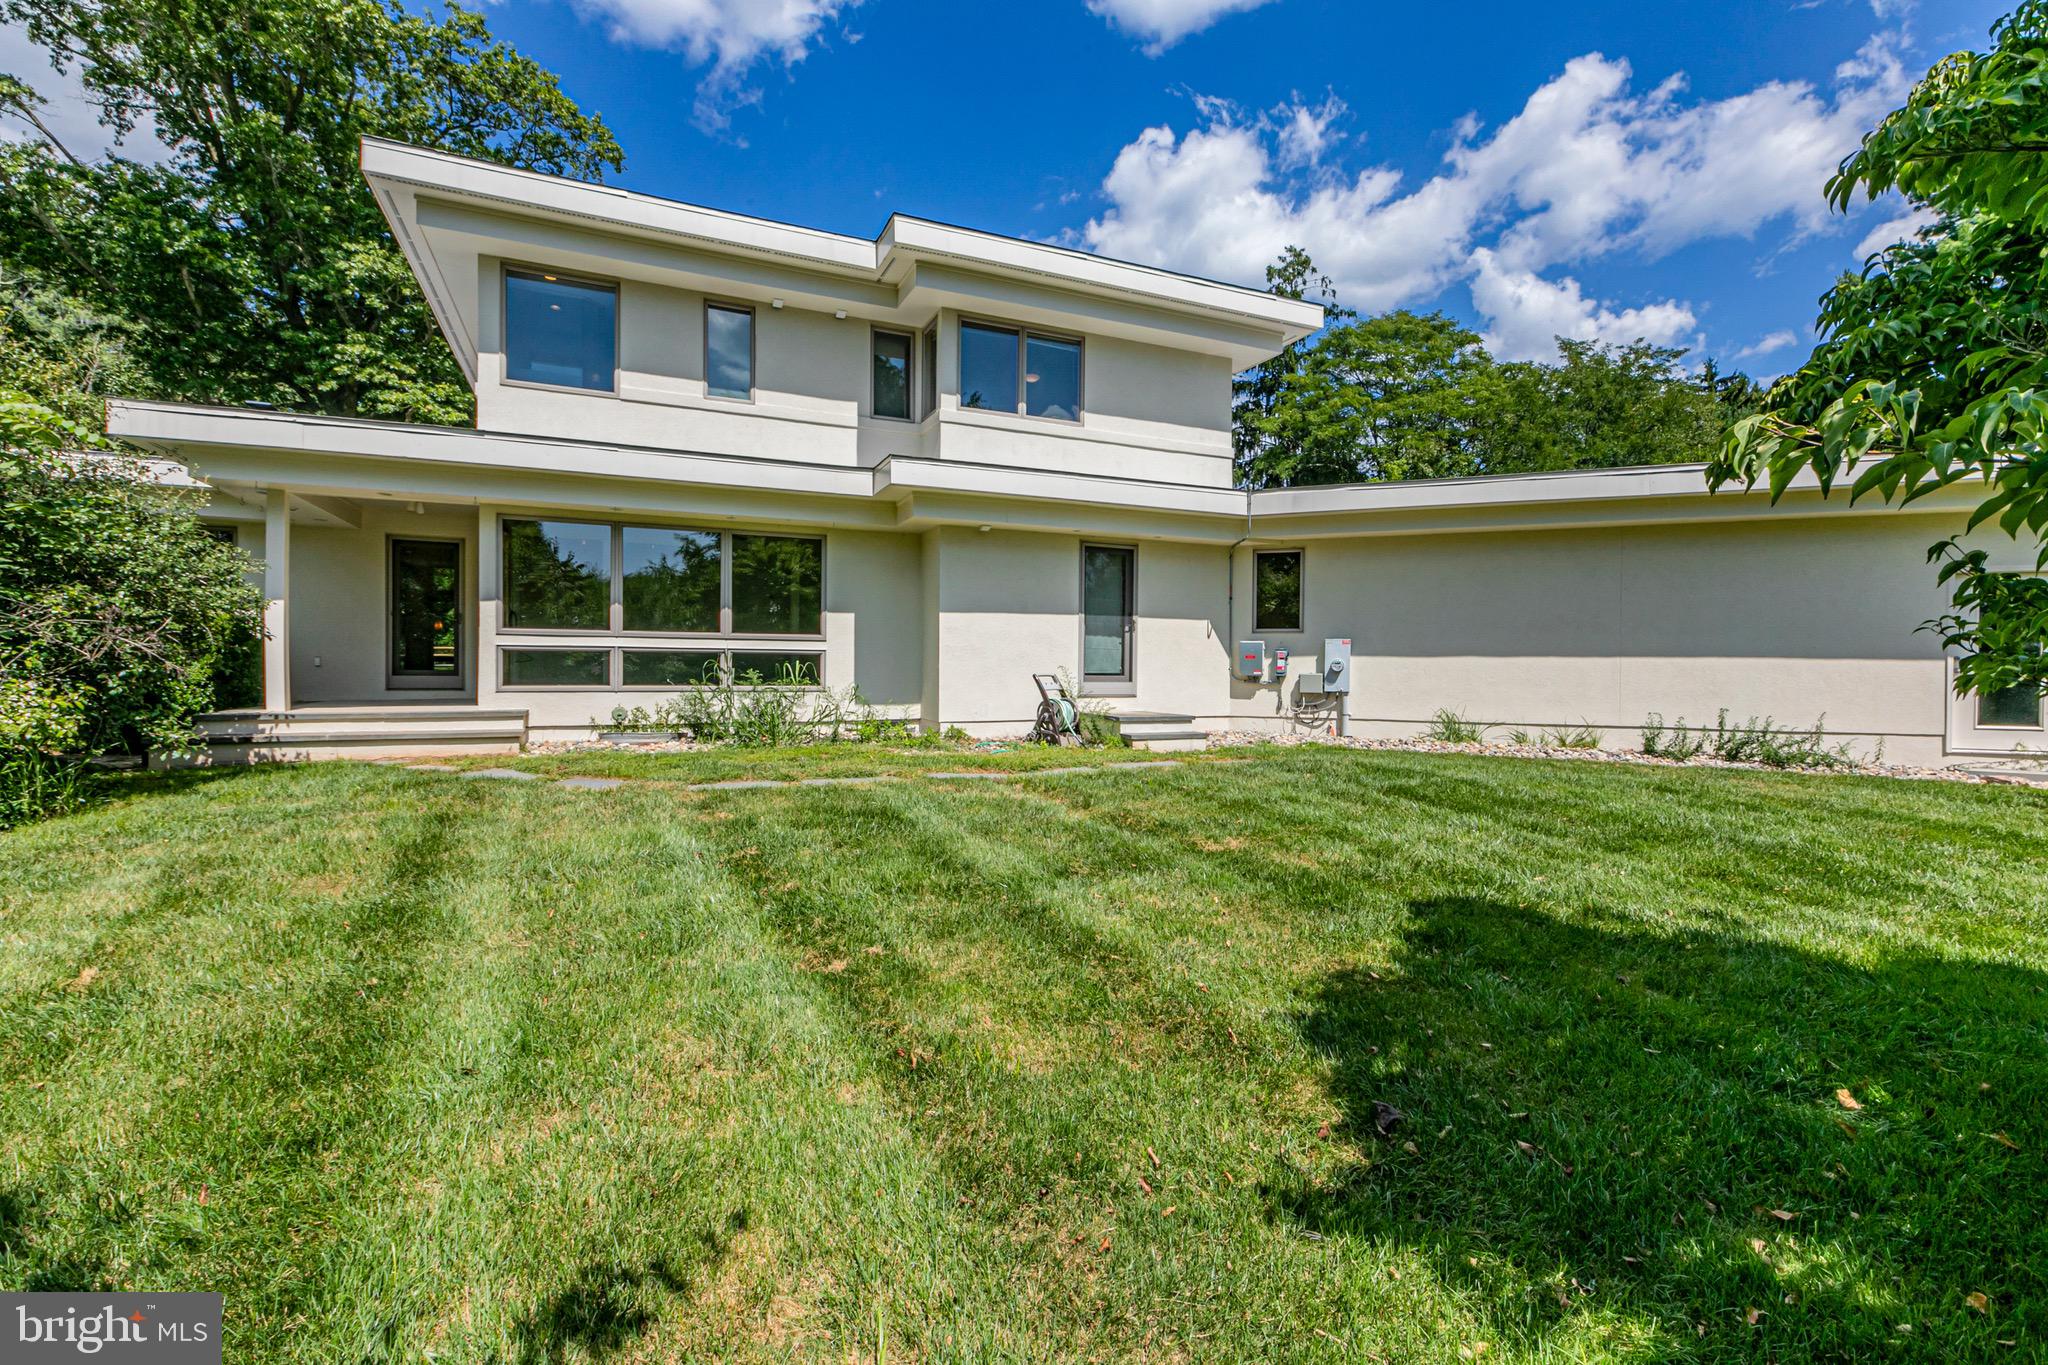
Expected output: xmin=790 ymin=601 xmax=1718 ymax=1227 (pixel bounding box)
xmin=262 ymin=487 xmax=292 ymax=711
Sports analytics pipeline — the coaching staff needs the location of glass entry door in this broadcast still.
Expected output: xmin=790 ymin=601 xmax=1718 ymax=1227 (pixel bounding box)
xmin=389 ymin=538 xmax=464 ymax=690
xmin=1082 ymin=544 xmax=1134 ymax=686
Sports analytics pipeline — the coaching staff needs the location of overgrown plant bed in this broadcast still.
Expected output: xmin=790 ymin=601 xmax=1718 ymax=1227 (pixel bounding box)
xmin=1209 ymin=730 xmax=2002 ymax=783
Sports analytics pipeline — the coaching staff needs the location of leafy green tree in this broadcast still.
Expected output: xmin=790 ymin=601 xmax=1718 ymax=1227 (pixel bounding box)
xmin=0 ymin=0 xmax=621 ymax=425
xmin=1709 ymin=4 xmax=2048 ymax=698
xmin=1480 ymin=339 xmax=1730 ymax=476
xmin=1 ymin=391 xmax=262 ymax=824
xmin=1232 ymin=246 xmax=1347 ymax=487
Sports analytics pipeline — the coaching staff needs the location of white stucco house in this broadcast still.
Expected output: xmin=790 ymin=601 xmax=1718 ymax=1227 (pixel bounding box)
xmin=110 ymin=139 xmax=2042 ymax=766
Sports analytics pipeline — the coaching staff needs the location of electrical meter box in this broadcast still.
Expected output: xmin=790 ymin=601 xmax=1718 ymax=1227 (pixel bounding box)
xmin=1236 ymin=640 xmax=1266 ymax=681
xmin=1322 ymin=637 xmax=1353 ymax=694
xmin=1272 ymin=647 xmax=1290 ymax=680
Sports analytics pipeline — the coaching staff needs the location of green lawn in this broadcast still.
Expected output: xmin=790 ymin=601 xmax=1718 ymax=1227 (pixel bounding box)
xmin=2 ymin=747 xmax=2044 ymax=1362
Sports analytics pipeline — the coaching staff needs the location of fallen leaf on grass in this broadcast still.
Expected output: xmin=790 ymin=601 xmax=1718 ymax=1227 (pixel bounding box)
xmin=1836 ymin=1088 xmax=1863 ymax=1111
xmin=1147 ymin=1146 xmax=1160 ymax=1169
xmin=1834 ymin=1119 xmax=1858 ymax=1140
xmin=1136 ymin=1176 xmax=1153 ymax=1197
xmin=1769 ymin=1209 xmax=1796 ymax=1222
xmin=1745 ymin=1308 xmax=1764 ymax=1326
xmin=63 ymin=966 xmax=99 ymax=993
xmin=1986 ymin=1132 xmax=2021 ymax=1151
xmin=1966 ymin=1292 xmax=1990 ymax=1314
xmin=1099 ymin=1236 xmax=1111 ymax=1253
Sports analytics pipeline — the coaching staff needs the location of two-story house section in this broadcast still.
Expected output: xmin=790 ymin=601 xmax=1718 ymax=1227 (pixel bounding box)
xmin=110 ymin=139 xmax=2042 ymax=767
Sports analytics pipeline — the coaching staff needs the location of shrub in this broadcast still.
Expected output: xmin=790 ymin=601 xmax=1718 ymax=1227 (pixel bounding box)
xmin=1423 ymin=709 xmax=1489 ymax=744
xmin=591 ymin=673 xmax=917 ymax=747
xmin=1543 ymin=722 xmax=1602 ymax=750
xmin=1641 ymin=710 xmax=1854 ymax=769
xmin=1640 ymin=713 xmax=1705 ymax=761
xmin=1 ymin=392 xmax=262 ymax=825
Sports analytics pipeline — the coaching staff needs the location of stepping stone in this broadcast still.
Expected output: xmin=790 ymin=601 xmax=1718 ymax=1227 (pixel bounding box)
xmin=460 ymin=767 xmax=540 ymax=781
xmin=405 ymin=763 xmax=459 ymax=772
xmin=1027 ymin=766 xmax=1107 ymax=777
xmin=688 ymin=779 xmax=787 ymax=791
xmin=796 ymin=775 xmax=901 ymax=787
xmin=556 ymin=777 xmax=625 ymax=791
xmin=926 ymin=771 xmax=1010 ymax=781
xmin=1105 ymin=761 xmax=1181 ymax=770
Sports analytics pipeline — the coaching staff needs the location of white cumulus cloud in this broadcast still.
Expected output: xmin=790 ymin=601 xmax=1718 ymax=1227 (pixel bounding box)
xmin=566 ymin=0 xmax=859 ymax=133
xmin=1735 ymin=329 xmax=1800 ymax=361
xmin=1086 ymin=0 xmax=1280 ymax=52
xmin=1851 ymin=202 xmax=1937 ymax=261
xmin=1078 ymin=34 xmax=1915 ymax=360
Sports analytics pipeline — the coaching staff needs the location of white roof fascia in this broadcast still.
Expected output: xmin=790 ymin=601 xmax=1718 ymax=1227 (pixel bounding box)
xmin=360 ymin=139 xmax=1322 ymax=351
xmin=107 ymin=400 xmax=874 ymax=503
xmin=873 ymin=455 xmax=1249 ymax=519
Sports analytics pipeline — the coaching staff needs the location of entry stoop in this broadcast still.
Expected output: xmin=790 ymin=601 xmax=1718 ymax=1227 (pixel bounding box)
xmin=157 ymin=704 xmax=529 ymax=767
xmin=1113 ymin=711 xmax=1209 ymax=753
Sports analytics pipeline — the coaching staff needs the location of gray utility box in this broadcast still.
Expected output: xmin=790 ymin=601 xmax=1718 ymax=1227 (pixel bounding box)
xmin=1322 ymin=638 xmax=1353 ymax=694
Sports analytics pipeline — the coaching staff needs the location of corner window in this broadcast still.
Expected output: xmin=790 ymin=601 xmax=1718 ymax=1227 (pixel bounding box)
xmin=1255 ymin=550 xmax=1303 ymax=632
xmin=920 ymin=326 xmax=937 ymax=418
xmin=959 ymin=321 xmax=1082 ymax=420
xmin=705 ymin=302 xmax=754 ymax=400
xmin=872 ymin=328 xmax=913 ymax=421
xmin=503 ymin=519 xmax=611 ymax=630
xmin=505 ymin=271 xmax=616 ymax=392
xmin=1082 ymin=545 xmax=1134 ymax=682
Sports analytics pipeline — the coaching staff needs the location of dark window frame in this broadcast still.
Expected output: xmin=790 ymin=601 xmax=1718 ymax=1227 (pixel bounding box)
xmin=958 ymin=317 xmax=1084 ymax=424
xmin=501 ymin=266 xmax=620 ymax=396
xmin=1254 ymin=549 xmax=1305 ymax=634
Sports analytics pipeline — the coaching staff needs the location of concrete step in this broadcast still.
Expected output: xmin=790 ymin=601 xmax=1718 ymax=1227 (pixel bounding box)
xmin=163 ymin=705 xmax=529 ymax=768
xmin=1131 ymin=734 xmax=1208 ymax=753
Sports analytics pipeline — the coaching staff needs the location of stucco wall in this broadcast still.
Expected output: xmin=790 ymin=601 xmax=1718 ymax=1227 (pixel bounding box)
xmin=1224 ymin=510 xmax=1990 ymax=764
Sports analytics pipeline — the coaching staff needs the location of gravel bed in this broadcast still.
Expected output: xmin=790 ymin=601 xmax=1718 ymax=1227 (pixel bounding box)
xmin=1206 ymin=730 xmax=2003 ymax=783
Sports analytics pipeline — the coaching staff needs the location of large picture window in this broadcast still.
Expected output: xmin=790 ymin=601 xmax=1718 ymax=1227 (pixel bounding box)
xmin=501 ymin=519 xmax=822 ymax=640
xmin=1255 ymin=550 xmax=1303 ymax=633
xmin=503 ymin=519 xmax=610 ymax=630
xmin=960 ymin=321 xmax=1082 ymax=420
xmin=505 ymin=271 xmax=616 ymax=392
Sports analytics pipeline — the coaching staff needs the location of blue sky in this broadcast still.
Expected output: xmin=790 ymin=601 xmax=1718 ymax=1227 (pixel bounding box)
xmin=2 ymin=0 xmax=2009 ymax=373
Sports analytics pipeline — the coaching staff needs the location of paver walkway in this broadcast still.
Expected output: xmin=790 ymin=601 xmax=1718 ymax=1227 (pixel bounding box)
xmin=420 ymin=757 xmax=1200 ymax=792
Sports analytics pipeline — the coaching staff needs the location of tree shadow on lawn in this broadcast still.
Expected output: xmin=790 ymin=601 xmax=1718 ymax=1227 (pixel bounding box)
xmin=505 ymin=1210 xmax=746 ymax=1364
xmin=1275 ymin=896 xmax=2045 ymax=1360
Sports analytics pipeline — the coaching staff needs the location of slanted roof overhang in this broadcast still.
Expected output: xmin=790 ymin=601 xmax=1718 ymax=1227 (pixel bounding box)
xmin=358 ymin=138 xmax=1325 ymax=383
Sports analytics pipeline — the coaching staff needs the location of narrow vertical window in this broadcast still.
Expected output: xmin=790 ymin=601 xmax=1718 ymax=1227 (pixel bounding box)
xmin=1254 ymin=550 xmax=1303 ymax=632
xmin=705 ymin=302 xmax=754 ymax=400
xmin=920 ymin=326 xmax=937 ymax=418
xmin=1082 ymin=545 xmax=1134 ymax=682
xmin=505 ymin=271 xmax=616 ymax=392
xmin=871 ymin=329 xmax=913 ymax=420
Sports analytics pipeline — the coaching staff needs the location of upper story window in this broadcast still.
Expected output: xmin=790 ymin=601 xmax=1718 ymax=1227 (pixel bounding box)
xmin=705 ymin=302 xmax=754 ymax=400
xmin=505 ymin=271 xmax=617 ymax=393
xmin=871 ymin=328 xmax=913 ymax=421
xmin=920 ymin=326 xmax=937 ymax=418
xmin=959 ymin=321 xmax=1082 ymax=421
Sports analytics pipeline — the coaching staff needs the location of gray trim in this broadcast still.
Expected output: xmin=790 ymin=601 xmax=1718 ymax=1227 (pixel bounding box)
xmin=703 ymin=298 xmax=757 ymax=403
xmin=500 ymin=265 xmax=620 ymax=396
